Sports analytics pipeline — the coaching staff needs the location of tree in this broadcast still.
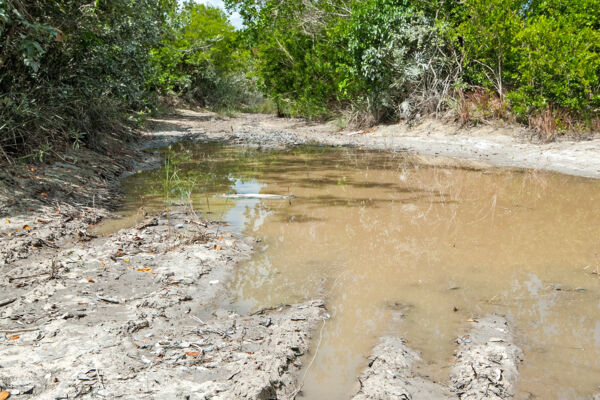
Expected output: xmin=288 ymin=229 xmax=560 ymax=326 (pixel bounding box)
xmin=456 ymin=0 xmax=523 ymax=101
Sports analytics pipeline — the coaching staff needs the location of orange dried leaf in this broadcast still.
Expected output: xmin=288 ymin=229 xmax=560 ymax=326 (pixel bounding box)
xmin=8 ymin=335 xmax=19 ymax=341
xmin=88 ymin=279 xmax=95 ymax=283
xmin=22 ymin=225 xmax=31 ymax=231
xmin=137 ymin=268 xmax=152 ymax=272
xmin=0 ymin=391 xmax=9 ymax=400
xmin=41 ymin=193 xmax=49 ymax=198
xmin=214 ymin=245 xmax=222 ymax=251
xmin=185 ymin=351 xmax=200 ymax=357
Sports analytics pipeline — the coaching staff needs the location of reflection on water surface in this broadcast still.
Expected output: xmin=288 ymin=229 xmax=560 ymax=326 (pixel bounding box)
xmin=104 ymin=142 xmax=600 ymax=400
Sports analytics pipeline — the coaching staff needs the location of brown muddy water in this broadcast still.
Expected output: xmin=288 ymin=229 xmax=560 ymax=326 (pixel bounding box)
xmin=101 ymin=142 xmax=600 ymax=399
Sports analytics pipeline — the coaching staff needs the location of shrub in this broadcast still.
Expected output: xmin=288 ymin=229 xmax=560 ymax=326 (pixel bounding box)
xmin=0 ymin=0 xmax=175 ymax=158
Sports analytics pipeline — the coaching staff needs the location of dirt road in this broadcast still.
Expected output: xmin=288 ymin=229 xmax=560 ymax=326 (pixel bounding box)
xmin=1 ymin=110 xmax=598 ymax=399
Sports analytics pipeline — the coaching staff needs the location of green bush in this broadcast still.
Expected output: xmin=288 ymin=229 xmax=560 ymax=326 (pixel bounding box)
xmin=457 ymin=0 xmax=600 ymax=126
xmin=341 ymin=0 xmax=455 ymax=123
xmin=508 ymin=12 xmax=600 ymax=119
xmin=149 ymin=2 xmax=259 ymax=109
xmin=0 ymin=0 xmax=176 ymax=158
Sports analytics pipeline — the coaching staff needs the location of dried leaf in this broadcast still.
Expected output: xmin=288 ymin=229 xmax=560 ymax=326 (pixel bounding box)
xmin=0 ymin=391 xmax=10 ymax=400
xmin=22 ymin=225 xmax=31 ymax=231
xmin=214 ymin=245 xmax=222 ymax=251
xmin=7 ymin=233 xmax=12 ymax=237
xmin=137 ymin=268 xmax=152 ymax=272
xmin=185 ymin=351 xmax=200 ymax=357
xmin=8 ymin=335 xmax=19 ymax=341
xmin=88 ymin=279 xmax=95 ymax=283
xmin=41 ymin=193 xmax=49 ymax=198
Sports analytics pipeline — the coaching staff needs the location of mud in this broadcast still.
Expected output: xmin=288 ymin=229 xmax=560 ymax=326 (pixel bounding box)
xmin=0 ymin=127 xmax=326 ymax=399
xmin=159 ymin=110 xmax=600 ymax=178
xmin=2 ymin=109 xmax=600 ymax=399
xmin=451 ymin=316 xmax=523 ymax=399
xmin=351 ymin=336 xmax=453 ymax=400
xmin=0 ymin=207 xmax=325 ymax=399
xmin=352 ymin=315 xmax=522 ymax=400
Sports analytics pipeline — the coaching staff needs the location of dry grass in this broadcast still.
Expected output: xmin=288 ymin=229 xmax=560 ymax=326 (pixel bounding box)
xmin=527 ymin=108 xmax=600 ymax=142
xmin=453 ymin=89 xmax=600 ymax=142
xmin=454 ymin=88 xmax=511 ymax=128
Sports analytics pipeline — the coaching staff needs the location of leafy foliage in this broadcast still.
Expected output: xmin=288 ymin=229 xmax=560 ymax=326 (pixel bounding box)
xmin=341 ymin=0 xmax=456 ymax=123
xmin=149 ymin=2 xmax=257 ymax=108
xmin=457 ymin=0 xmax=600 ymax=130
xmin=2 ymin=0 xmax=600 ymax=156
xmin=228 ymin=0 xmax=600 ymax=134
xmin=0 ymin=0 xmax=177 ymax=158
xmin=0 ymin=0 xmax=258 ymax=159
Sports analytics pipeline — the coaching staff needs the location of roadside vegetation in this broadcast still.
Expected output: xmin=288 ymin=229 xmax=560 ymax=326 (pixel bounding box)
xmin=1 ymin=0 xmax=599 ymax=161
xmin=226 ymin=0 xmax=600 ymax=139
xmin=0 ymin=0 xmax=257 ymax=161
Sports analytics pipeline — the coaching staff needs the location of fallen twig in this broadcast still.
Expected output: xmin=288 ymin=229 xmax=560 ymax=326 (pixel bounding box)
xmin=0 ymin=297 xmax=17 ymax=307
xmin=250 ymin=303 xmax=290 ymax=316
xmin=0 ymin=326 xmax=43 ymax=333
xmin=8 ymin=272 xmax=51 ymax=282
xmin=96 ymin=294 xmax=120 ymax=304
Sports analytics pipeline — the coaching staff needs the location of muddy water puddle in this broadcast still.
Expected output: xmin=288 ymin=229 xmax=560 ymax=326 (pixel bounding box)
xmin=103 ymin=142 xmax=600 ymax=399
